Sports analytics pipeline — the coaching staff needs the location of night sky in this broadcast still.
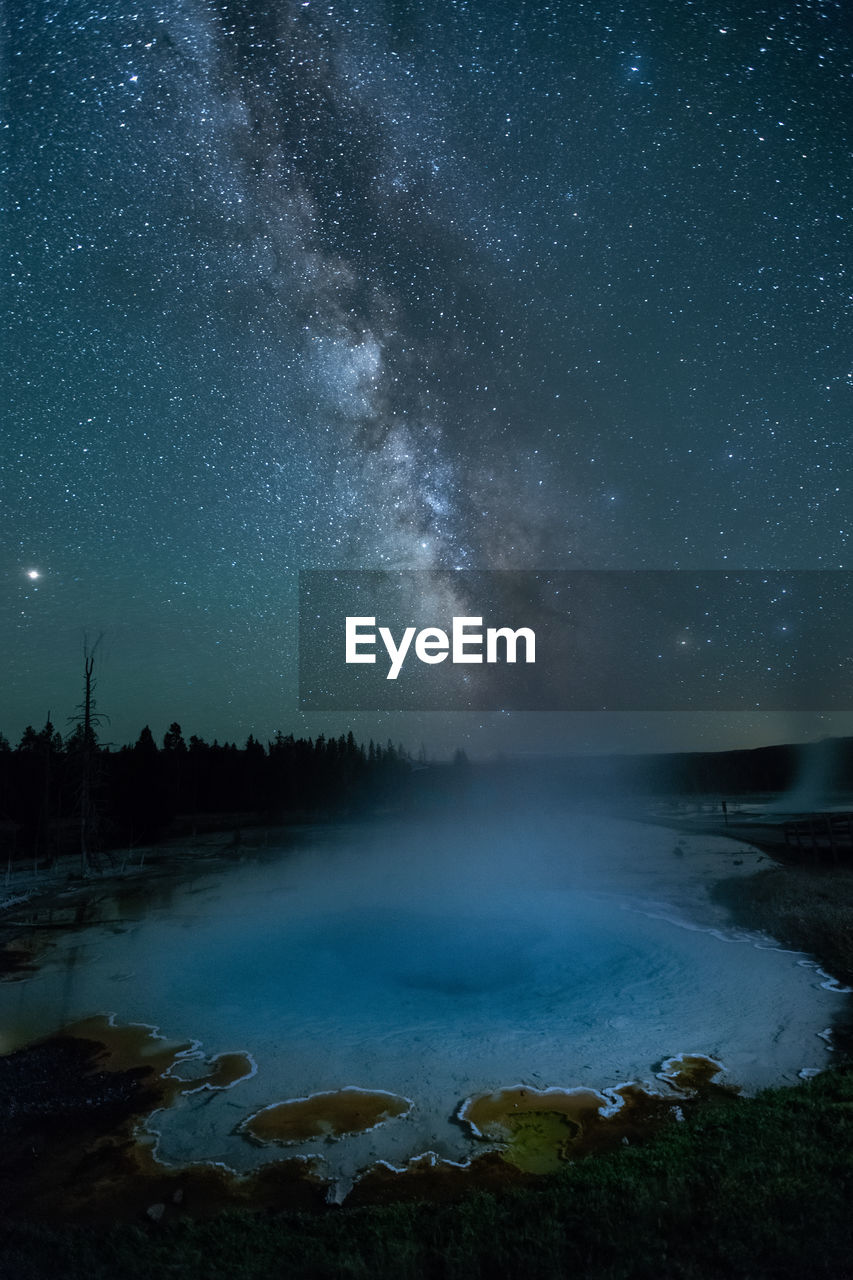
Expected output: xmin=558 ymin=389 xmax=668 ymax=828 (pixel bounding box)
xmin=3 ymin=0 xmax=851 ymax=756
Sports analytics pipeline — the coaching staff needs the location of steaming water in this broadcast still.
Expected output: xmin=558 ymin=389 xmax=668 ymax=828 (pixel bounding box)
xmin=0 ymin=813 xmax=845 ymax=1183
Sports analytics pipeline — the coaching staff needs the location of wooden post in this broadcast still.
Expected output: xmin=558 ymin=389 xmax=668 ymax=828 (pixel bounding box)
xmin=826 ymin=815 xmax=837 ymax=862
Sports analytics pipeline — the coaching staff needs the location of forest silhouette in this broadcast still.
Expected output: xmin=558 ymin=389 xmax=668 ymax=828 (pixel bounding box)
xmin=0 ymin=718 xmax=413 ymax=866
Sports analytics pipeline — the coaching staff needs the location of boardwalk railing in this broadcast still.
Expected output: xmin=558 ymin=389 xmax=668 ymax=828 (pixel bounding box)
xmin=783 ymin=812 xmax=853 ymax=860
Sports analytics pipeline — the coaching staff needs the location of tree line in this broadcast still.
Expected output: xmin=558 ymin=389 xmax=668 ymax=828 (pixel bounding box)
xmin=0 ymin=718 xmax=413 ymax=868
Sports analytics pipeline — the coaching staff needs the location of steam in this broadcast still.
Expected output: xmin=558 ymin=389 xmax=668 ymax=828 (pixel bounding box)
xmin=769 ymin=738 xmax=842 ymax=814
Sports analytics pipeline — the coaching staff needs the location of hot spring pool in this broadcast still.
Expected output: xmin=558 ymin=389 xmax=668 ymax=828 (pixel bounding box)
xmin=0 ymin=813 xmax=845 ymax=1190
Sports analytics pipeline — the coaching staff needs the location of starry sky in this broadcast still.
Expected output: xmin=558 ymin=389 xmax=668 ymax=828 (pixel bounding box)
xmin=3 ymin=0 xmax=851 ymax=756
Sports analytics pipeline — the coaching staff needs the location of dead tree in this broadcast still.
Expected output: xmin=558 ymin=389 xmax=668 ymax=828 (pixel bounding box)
xmin=69 ymin=635 xmax=108 ymax=876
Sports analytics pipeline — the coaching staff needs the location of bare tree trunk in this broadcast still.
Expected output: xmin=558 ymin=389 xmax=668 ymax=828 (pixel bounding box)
xmin=80 ymin=654 xmax=94 ymax=876
xmin=72 ymin=635 xmax=107 ymax=877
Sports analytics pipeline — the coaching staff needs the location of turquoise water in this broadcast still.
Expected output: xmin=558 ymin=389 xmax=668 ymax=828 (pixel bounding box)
xmin=0 ymin=813 xmax=844 ymax=1182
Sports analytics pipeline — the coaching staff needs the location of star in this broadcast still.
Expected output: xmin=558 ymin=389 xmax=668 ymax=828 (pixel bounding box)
xmin=2 ymin=0 xmax=850 ymax=755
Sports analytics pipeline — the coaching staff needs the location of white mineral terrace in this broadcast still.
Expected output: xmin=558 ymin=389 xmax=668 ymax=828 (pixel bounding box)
xmin=0 ymin=812 xmax=845 ymax=1186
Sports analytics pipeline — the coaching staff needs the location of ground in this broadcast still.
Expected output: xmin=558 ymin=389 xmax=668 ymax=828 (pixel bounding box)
xmin=0 ymin=823 xmax=851 ymax=1277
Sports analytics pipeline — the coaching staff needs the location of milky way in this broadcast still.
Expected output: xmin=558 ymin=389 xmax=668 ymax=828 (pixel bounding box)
xmin=3 ymin=0 xmax=851 ymax=751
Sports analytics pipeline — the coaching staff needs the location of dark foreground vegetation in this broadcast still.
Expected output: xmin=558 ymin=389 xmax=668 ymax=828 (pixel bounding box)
xmin=713 ymin=865 xmax=853 ymax=995
xmin=2 ymin=1065 xmax=852 ymax=1280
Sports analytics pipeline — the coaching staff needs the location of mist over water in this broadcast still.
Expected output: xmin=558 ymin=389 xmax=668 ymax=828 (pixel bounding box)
xmin=0 ymin=810 xmax=844 ymax=1181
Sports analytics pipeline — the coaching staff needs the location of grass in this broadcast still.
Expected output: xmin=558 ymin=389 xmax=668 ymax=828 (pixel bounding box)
xmin=3 ymin=852 xmax=852 ymax=1278
xmin=711 ymin=864 xmax=853 ymax=991
xmin=2 ymin=1066 xmax=852 ymax=1279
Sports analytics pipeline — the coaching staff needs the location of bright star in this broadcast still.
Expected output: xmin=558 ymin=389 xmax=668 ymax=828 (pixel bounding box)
xmin=26 ymin=569 xmax=40 ymax=580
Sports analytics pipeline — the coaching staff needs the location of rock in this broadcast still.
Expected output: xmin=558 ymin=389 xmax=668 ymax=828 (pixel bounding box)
xmin=171 ymin=1187 xmax=184 ymax=1205
xmin=146 ymin=1202 xmax=165 ymax=1222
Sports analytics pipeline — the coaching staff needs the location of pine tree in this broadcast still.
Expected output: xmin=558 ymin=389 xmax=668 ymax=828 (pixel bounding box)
xmin=163 ymin=722 xmax=187 ymax=753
